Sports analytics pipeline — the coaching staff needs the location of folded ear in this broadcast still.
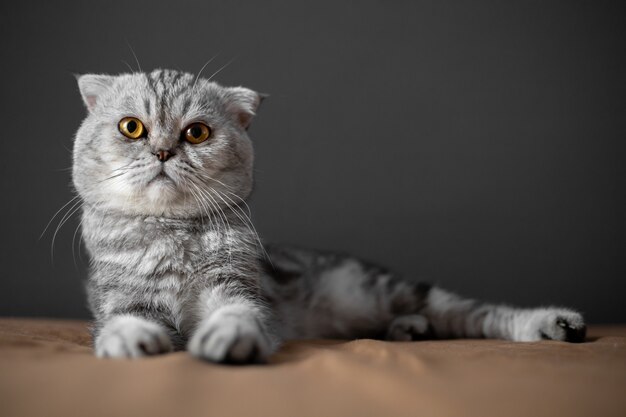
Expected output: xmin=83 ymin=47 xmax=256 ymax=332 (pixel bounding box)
xmin=76 ymin=74 xmax=115 ymax=113
xmin=225 ymin=87 xmax=266 ymax=130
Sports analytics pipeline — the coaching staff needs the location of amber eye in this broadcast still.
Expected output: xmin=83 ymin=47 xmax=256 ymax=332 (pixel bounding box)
xmin=118 ymin=117 xmax=146 ymax=139
xmin=183 ymin=123 xmax=211 ymax=144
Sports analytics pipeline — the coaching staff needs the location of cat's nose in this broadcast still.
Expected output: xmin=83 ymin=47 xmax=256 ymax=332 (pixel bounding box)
xmin=153 ymin=149 xmax=173 ymax=162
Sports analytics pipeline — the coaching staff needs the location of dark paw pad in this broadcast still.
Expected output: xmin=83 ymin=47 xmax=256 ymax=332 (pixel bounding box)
xmin=556 ymin=317 xmax=586 ymax=343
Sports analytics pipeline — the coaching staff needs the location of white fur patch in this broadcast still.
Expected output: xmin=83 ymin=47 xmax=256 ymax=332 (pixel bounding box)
xmin=315 ymin=260 xmax=376 ymax=317
xmin=187 ymin=305 xmax=271 ymax=363
xmin=95 ymin=315 xmax=172 ymax=358
xmin=510 ymin=308 xmax=585 ymax=342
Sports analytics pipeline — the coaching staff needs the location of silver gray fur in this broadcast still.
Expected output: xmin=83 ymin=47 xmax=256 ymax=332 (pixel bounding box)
xmin=73 ymin=69 xmax=586 ymax=363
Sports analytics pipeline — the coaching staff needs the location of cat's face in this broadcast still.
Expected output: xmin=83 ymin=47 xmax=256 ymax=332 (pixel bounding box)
xmin=73 ymin=69 xmax=261 ymax=218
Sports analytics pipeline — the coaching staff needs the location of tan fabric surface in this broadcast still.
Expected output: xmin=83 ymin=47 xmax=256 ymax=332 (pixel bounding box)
xmin=0 ymin=318 xmax=625 ymax=417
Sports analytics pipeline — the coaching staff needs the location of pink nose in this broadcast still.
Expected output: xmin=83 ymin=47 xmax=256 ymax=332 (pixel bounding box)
xmin=154 ymin=150 xmax=172 ymax=162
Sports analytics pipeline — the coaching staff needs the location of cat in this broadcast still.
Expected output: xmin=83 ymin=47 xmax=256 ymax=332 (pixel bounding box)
xmin=73 ymin=69 xmax=586 ymax=363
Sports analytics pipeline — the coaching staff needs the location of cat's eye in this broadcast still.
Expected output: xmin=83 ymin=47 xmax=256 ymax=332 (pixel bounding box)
xmin=118 ymin=117 xmax=146 ymax=139
xmin=183 ymin=123 xmax=211 ymax=144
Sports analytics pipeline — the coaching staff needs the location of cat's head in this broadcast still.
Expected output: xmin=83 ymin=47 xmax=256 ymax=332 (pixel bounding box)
xmin=72 ymin=69 xmax=262 ymax=218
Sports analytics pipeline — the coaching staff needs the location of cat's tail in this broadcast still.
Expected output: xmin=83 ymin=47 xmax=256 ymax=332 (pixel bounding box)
xmin=418 ymin=286 xmax=586 ymax=343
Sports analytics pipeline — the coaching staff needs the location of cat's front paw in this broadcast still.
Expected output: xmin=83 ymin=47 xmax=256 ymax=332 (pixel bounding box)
xmin=517 ymin=308 xmax=586 ymax=343
xmin=95 ymin=315 xmax=173 ymax=358
xmin=188 ymin=308 xmax=273 ymax=364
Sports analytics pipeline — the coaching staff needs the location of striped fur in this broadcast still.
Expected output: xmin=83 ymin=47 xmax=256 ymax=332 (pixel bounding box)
xmin=73 ymin=70 xmax=586 ymax=364
xmin=260 ymin=245 xmax=586 ymax=343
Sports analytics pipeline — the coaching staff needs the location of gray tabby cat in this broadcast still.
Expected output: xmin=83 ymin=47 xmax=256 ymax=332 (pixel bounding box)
xmin=73 ymin=69 xmax=586 ymax=363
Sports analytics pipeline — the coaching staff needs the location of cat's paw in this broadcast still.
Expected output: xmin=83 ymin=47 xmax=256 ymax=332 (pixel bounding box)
xmin=516 ymin=308 xmax=586 ymax=343
xmin=188 ymin=308 xmax=273 ymax=364
xmin=386 ymin=314 xmax=432 ymax=341
xmin=95 ymin=315 xmax=173 ymax=358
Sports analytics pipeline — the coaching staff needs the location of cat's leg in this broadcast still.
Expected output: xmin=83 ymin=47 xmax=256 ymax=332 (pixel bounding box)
xmin=386 ymin=314 xmax=432 ymax=341
xmin=94 ymin=314 xmax=173 ymax=358
xmin=187 ymin=281 xmax=280 ymax=364
xmin=88 ymin=282 xmax=176 ymax=358
xmin=421 ymin=287 xmax=587 ymax=342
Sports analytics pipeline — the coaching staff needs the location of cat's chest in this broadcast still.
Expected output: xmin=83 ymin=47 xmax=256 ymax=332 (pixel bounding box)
xmin=83 ymin=213 xmax=224 ymax=277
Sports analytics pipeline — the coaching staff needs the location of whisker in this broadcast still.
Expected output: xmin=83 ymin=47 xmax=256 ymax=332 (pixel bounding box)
xmin=196 ymin=171 xmax=254 ymax=219
xmin=191 ymin=170 xmax=271 ymax=262
xmin=95 ymin=170 xmax=129 ymax=184
xmin=192 ymin=54 xmax=220 ymax=91
xmin=187 ymin=181 xmax=214 ymax=234
xmin=39 ymin=195 xmax=81 ymax=240
xmin=50 ymin=199 xmax=83 ymax=262
xmin=125 ymin=39 xmax=142 ymax=73
xmin=197 ymin=185 xmax=230 ymax=232
xmin=72 ymin=202 xmax=96 ymax=268
xmin=121 ymin=59 xmax=134 ymax=73
xmin=190 ymin=182 xmax=225 ymax=236
xmin=189 ymin=180 xmax=236 ymax=264
xmin=195 ymin=185 xmax=235 ymax=260
xmin=207 ymin=57 xmax=236 ymax=82
xmin=45 ymin=164 xmax=132 ymax=262
xmin=213 ymin=188 xmax=272 ymax=265
xmin=187 ymin=170 xmax=269 ymax=262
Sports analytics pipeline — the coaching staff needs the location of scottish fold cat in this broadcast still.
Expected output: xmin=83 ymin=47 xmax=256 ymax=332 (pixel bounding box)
xmin=73 ymin=69 xmax=586 ymax=363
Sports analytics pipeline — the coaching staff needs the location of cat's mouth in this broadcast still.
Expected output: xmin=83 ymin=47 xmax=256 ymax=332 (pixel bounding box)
xmin=147 ymin=169 xmax=173 ymax=185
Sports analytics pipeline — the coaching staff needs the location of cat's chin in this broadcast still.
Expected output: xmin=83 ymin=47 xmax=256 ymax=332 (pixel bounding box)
xmin=86 ymin=180 xmax=214 ymax=218
xmin=110 ymin=197 xmax=197 ymax=218
xmin=138 ymin=181 xmax=191 ymax=214
xmin=106 ymin=183 xmax=193 ymax=218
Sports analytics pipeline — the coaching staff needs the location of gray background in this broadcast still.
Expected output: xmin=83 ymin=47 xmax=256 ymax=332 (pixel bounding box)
xmin=1 ymin=0 xmax=624 ymax=323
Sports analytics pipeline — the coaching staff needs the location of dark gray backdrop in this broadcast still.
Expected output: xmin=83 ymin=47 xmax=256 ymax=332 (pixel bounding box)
xmin=1 ymin=0 xmax=624 ymax=323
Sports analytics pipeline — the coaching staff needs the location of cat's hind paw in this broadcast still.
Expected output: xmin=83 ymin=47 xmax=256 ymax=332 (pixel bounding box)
xmin=188 ymin=308 xmax=273 ymax=364
xmin=386 ymin=314 xmax=432 ymax=341
xmin=95 ymin=315 xmax=173 ymax=358
xmin=517 ymin=308 xmax=586 ymax=343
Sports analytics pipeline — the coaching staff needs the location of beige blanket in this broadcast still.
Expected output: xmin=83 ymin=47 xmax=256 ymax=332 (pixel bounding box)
xmin=1 ymin=318 xmax=625 ymax=417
